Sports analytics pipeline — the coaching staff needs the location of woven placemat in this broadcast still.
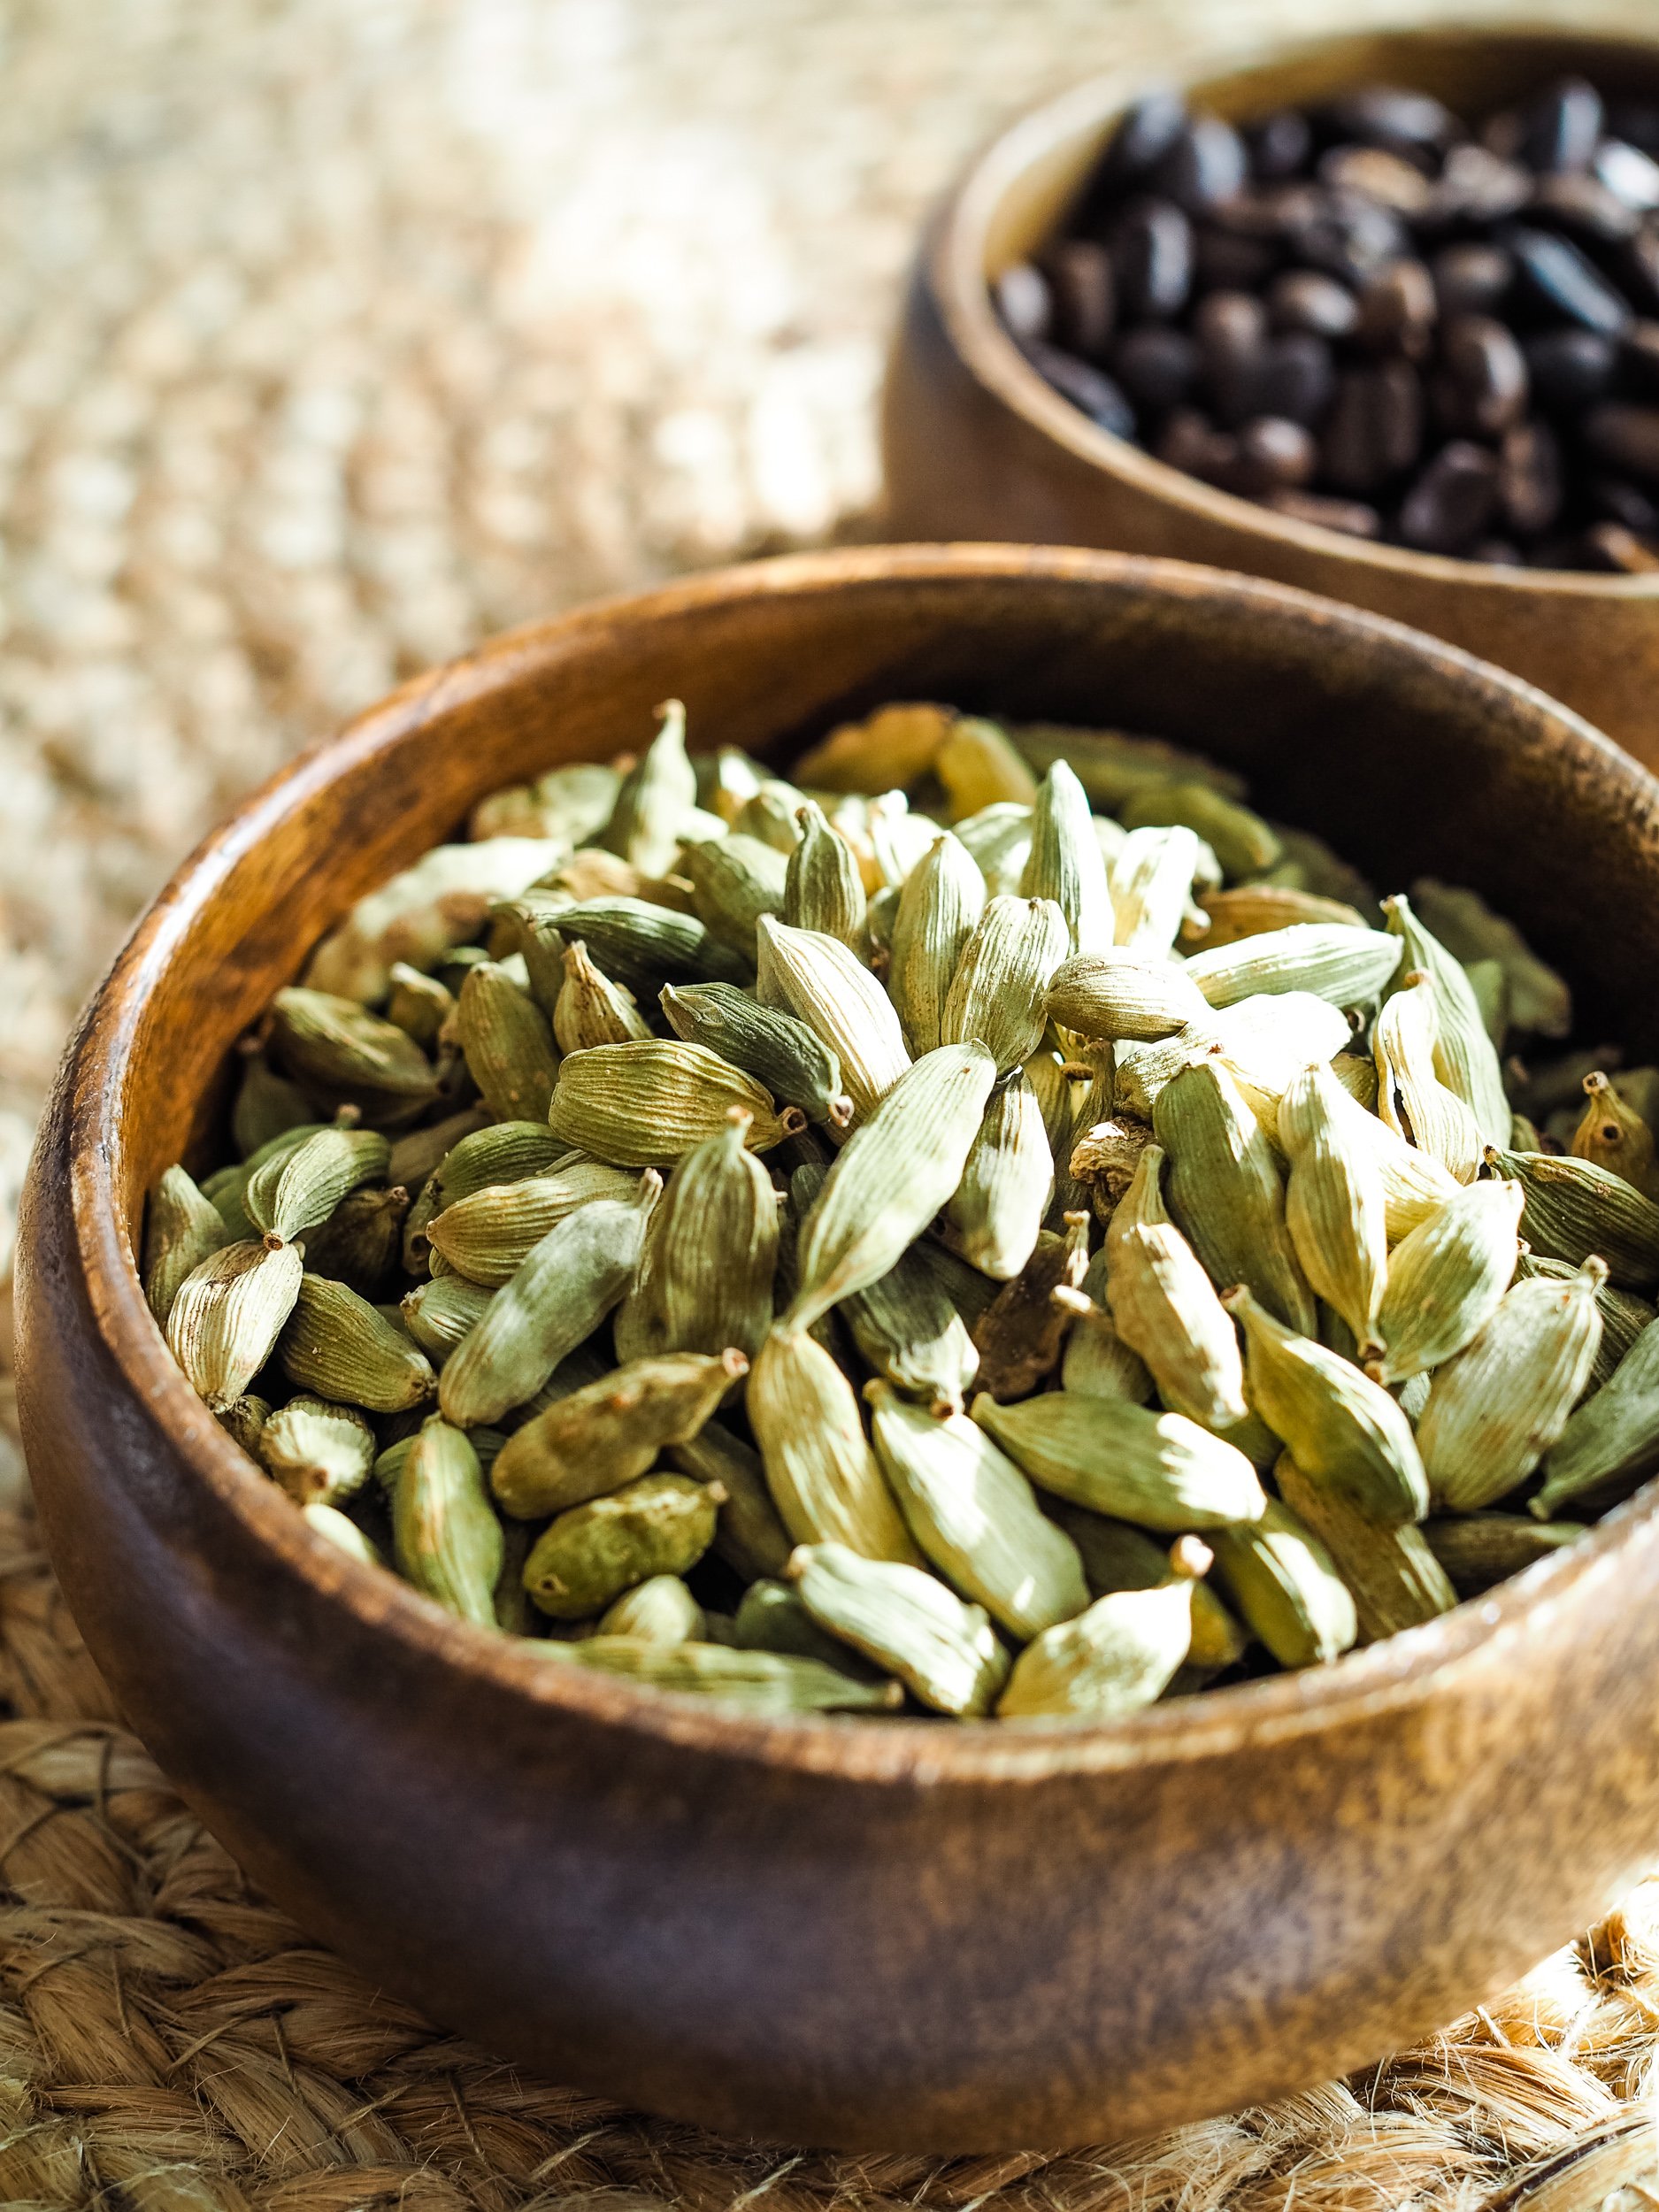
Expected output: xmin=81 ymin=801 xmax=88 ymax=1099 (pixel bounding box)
xmin=1 ymin=0 xmax=1657 ymax=2200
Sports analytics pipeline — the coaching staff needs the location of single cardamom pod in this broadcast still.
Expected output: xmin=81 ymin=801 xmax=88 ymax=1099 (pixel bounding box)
xmin=866 ymin=1381 xmax=1088 ymax=1639
xmin=231 ymin=1049 xmax=316 ymax=1158
xmin=278 ymin=1274 xmax=436 ymax=1413
xmin=1119 ymin=779 xmax=1281 ymax=878
xmin=598 ymin=698 xmax=699 ymax=873
xmin=787 ymin=1542 xmax=1008 ymax=1718
xmin=143 ymin=1164 xmax=232 ymax=1328
xmin=972 ymin=1214 xmax=1091 ymax=1402
xmin=748 ymin=1325 xmax=919 ymax=1563
xmin=521 ymin=1472 xmax=720 ymax=1620
xmin=258 ymin=1394 xmax=377 ymax=1506
xmin=1371 ymin=1177 xmax=1525 ymax=1383
xmin=167 ymin=1239 xmax=305 ymax=1412
xmin=1180 ymin=885 xmax=1367 ymax=951
xmin=533 ymin=1635 xmax=902 ymax=1713
xmin=954 ymin=802 xmax=1032 ymax=899
xmin=936 ymin=715 xmax=1039 ymax=818
xmin=385 ymin=962 xmax=456 ymax=1049
xmin=1273 ymin=1453 xmax=1455 ymax=1642
xmin=453 ymin=961 xmax=561 ymax=1124
xmin=785 ymin=1042 xmax=997 ymax=1330
xmin=243 ymin=1125 xmax=392 ymax=1245
xmin=787 ymin=1173 xmax=977 ymax=1410
xmin=1486 ymin=1145 xmax=1659 ymax=1292
xmin=660 ymin=981 xmax=852 ymax=1129
xmin=205 ymin=1122 xmax=323 ymax=1244
xmin=1384 ymin=892 xmax=1513 ymax=1148
xmin=216 ymin=1394 xmax=272 ymax=1457
xmin=1224 ymin=1286 xmax=1428 ymax=1526
xmin=1515 ymin=1251 xmax=1654 ymax=1387
xmin=491 ymin=1348 xmax=745 ymax=1518
xmin=393 ymin=1416 xmax=504 ymax=1628
xmin=1408 ymin=877 xmax=1571 ymax=1041
xmin=1019 ymin=759 xmax=1114 ymax=954
xmin=1279 ymin=1064 xmax=1389 ymax=1356
xmin=997 ymin=1539 xmax=1210 ymax=1720
xmin=1155 ymin=1056 xmax=1316 ymax=1334
xmin=1423 ymin=1512 xmax=1588 ymax=1594
xmin=596 ymin=1573 xmax=706 ymax=1645
xmin=1372 ymin=972 xmax=1484 ymax=1183
xmin=431 ymin=1122 xmax=570 ymax=1210
xmin=645 ymin=1109 xmax=780 ymax=1361
xmin=302 ymin=1502 xmax=383 ymax=1569
xmin=865 ymin=790 xmax=940 ymax=887
xmin=547 ymin=1039 xmax=803 ymax=1168
xmin=400 ymin=1273 xmax=495 ymax=1361
xmin=427 ymin=1162 xmax=641 ymax=1286
xmin=1105 ymin=1141 xmax=1248 ymax=1428
xmin=783 ymin=799 xmax=866 ymax=947
xmin=1184 ymin=923 xmax=1402 ymax=1011
xmin=268 ymin=987 xmax=440 ymax=1126
xmin=733 ymin=777 xmax=810 ymax=855
xmin=1305 ymin=1069 xmax=1459 ymax=1243
xmin=667 ymin=1415 xmax=794 ymax=1582
xmin=940 ymin=895 xmax=1071 ymax=1074
xmin=551 ymin=938 xmax=653 ymax=1051
xmin=537 ymin=895 xmax=749 ymax=995
xmin=1532 ymin=1354 xmax=1659 ymax=1522
xmin=1045 ymin=949 xmax=1210 ymax=1044
xmin=1570 ymin=1071 xmax=1656 ymax=1194
xmin=733 ymin=1578 xmax=872 ymax=1669
xmin=1110 ymin=824 xmax=1203 ymax=956
xmin=301 ymin=1183 xmax=411 ymax=1300
xmin=1210 ymin=1499 xmax=1357 ymax=1668
xmin=1057 ymin=1275 xmax=1156 ymax=1403
xmin=756 ymin=915 xmax=910 ymax=1119
xmin=682 ymin=831 xmax=790 ymax=958
xmin=971 ymin=1386 xmax=1265 ymax=1529
xmin=887 ymin=831 xmax=987 ymax=1059
xmin=1117 ymin=989 xmax=1352 ymax=1126
xmin=1041 ymin=1504 xmax=1247 ymax=1676
xmin=1416 ymin=1260 xmax=1606 ymax=1510
xmin=438 ymin=1173 xmax=659 ymax=1427
xmin=944 ymin=1071 xmax=1055 ymax=1283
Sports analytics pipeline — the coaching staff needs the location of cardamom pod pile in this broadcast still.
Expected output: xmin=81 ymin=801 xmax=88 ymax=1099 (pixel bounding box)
xmin=143 ymin=697 xmax=1659 ymax=1722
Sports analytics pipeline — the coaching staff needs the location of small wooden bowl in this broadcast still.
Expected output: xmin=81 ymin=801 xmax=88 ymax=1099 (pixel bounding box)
xmin=883 ymin=24 xmax=1659 ymax=769
xmin=18 ymin=545 xmax=1659 ymax=2152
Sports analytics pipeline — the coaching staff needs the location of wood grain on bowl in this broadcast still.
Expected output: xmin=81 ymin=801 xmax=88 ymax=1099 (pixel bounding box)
xmin=882 ymin=26 xmax=1659 ymax=766
xmin=18 ymin=545 xmax=1659 ymax=2150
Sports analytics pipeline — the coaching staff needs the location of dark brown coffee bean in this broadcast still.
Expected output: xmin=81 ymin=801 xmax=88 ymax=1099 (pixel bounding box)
xmin=1097 ymin=90 xmax=1189 ymax=190
xmin=1585 ymin=401 xmax=1659 ymax=480
xmin=1111 ymin=197 xmax=1194 ymax=319
xmin=1430 ymin=243 xmax=1514 ymax=319
xmin=1247 ymin=110 xmax=1312 ymax=181
xmin=1150 ymin=115 xmax=1248 ymax=211
xmin=1517 ymin=78 xmax=1604 ymax=175
xmin=1372 ymin=359 xmax=1425 ymax=475
xmin=1438 ymin=314 xmax=1530 ymax=435
xmin=1194 ymin=288 xmax=1266 ymax=363
xmin=1524 ymin=327 xmax=1617 ymax=411
xmin=1289 ymin=190 xmax=1409 ymax=283
xmin=1354 ymin=259 xmax=1438 ymax=358
xmin=1323 ymin=85 xmax=1460 ymax=161
xmin=1319 ymin=362 xmax=1422 ymax=492
xmin=1267 ymin=269 xmax=1357 ymax=339
xmin=993 ymin=264 xmax=1051 ymax=344
xmin=1155 ymin=407 xmax=1236 ymax=484
xmin=1260 ymin=487 xmax=1382 ymax=538
xmin=1317 ymin=144 xmax=1433 ymax=216
xmin=1232 ymin=416 xmax=1317 ymax=493
xmin=1110 ymin=326 xmax=1200 ymax=411
xmin=1591 ymin=474 xmax=1659 ymax=531
xmin=1046 ymin=241 xmax=1118 ymax=357
xmin=1256 ymin=334 xmax=1337 ymax=426
xmin=1470 ymin=538 xmax=1524 ymax=565
xmin=1425 ymin=145 xmax=1531 ymax=227
xmin=1503 ymin=225 xmax=1633 ymax=334
xmin=1596 ymin=140 xmax=1659 ymax=213
xmin=1025 ymin=343 xmax=1137 ymax=439
xmin=1528 ymin=173 xmax=1640 ymax=247
xmin=1583 ymin=520 xmax=1659 ymax=572
xmin=1497 ymin=419 xmax=1563 ymax=538
xmin=1398 ymin=442 xmax=1502 ymax=553
xmin=1192 ymin=226 xmax=1278 ymax=291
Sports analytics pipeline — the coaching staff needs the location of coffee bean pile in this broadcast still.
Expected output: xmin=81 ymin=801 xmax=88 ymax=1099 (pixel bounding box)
xmin=994 ymin=77 xmax=1659 ymax=570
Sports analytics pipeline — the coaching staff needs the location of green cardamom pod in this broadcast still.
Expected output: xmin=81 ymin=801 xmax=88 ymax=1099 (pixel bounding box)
xmin=783 ymin=799 xmax=866 ymax=947
xmin=258 ymin=1393 xmax=377 ymax=1506
xmin=1183 ymin=923 xmax=1402 ymax=1010
xmin=1417 ymin=1261 xmax=1606 ymax=1510
xmin=1041 ymin=1505 xmax=1247 ymax=1676
xmin=522 ymin=1471 xmax=720 ymax=1620
xmin=143 ymin=1164 xmax=232 ymax=1328
xmin=491 ymin=1348 xmax=744 ymax=1518
xmin=302 ymin=1502 xmax=383 ymax=1569
xmin=393 ymin=1417 xmax=503 ymax=1628
xmin=1371 ymin=1177 xmax=1525 ymax=1383
xmin=1273 ymin=1453 xmax=1455 ymax=1641
xmin=940 ymin=895 xmax=1071 ymax=1074
xmin=217 ymin=1394 xmax=272 ymax=1456
xmin=231 ymin=1050 xmax=315 ymax=1158
xmin=533 ymin=1635 xmax=901 ymax=1713
xmin=278 ymin=1274 xmax=436 ymax=1412
xmin=944 ymin=1072 xmax=1055 ymax=1282
xmin=301 ymin=1183 xmax=411 ymax=1300
xmin=400 ymin=1273 xmax=495 ymax=1361
xmin=732 ymin=777 xmax=810 ymax=855
xmin=1309 ymin=1070 xmax=1458 ymax=1243
xmin=936 ymin=716 xmax=1039 ymax=818
xmin=1515 ymin=1251 xmax=1654 ymax=1387
xmin=167 ymin=1238 xmax=305 ymax=1412
xmin=1116 ymin=991 xmax=1349 ymax=1127
xmin=537 ymin=895 xmax=749 ymax=995
xmin=660 ymin=980 xmax=853 ymax=1129
xmin=748 ymin=1325 xmax=919 ymax=1563
xmin=1423 ymin=1511 xmax=1587 ymax=1594
xmin=438 ymin=1173 xmax=659 ymax=1427
xmin=1279 ymin=1064 xmax=1389 ymax=1356
xmin=1109 ymin=824 xmax=1203 ymax=956
xmin=268 ymin=987 xmax=440 ymax=1126
xmin=667 ymin=1416 xmax=794 ymax=1582
xmin=1012 ymin=720 xmax=1246 ymax=806
xmin=433 ymin=1122 xmax=571 ymax=1209
xmin=953 ymin=801 xmax=1032 ymax=898
xmin=733 ymin=1577 xmax=871 ymax=1669
xmin=205 ymin=1121 xmax=324 ymax=1243
xmin=888 ymin=829 xmax=987 ymax=1058
xmin=1119 ymin=779 xmax=1281 ymax=878
xmin=452 ymin=962 xmax=559 ymax=1124
xmin=787 ymin=1542 xmax=1007 ymax=1718
xmin=1224 ymin=1286 xmax=1427 ymax=1525
xmin=1044 ymin=949 xmax=1210 ymax=1044
xmin=756 ymin=915 xmax=910 ymax=1119
xmin=1105 ymin=1141 xmax=1248 ymax=1428
xmin=1019 ymin=760 xmax=1113 ymax=955
xmin=598 ymin=698 xmax=699 ymax=873
xmin=1210 ymin=1499 xmax=1356 ymax=1668
xmin=682 ymin=831 xmax=790 ymax=958
xmin=243 ymin=1125 xmax=391 ymax=1244
xmin=547 ymin=1039 xmax=802 ymax=1168
xmin=551 ymin=938 xmax=652 ymax=1052
xmin=1155 ymin=1057 xmax=1316 ymax=1334
xmin=1384 ymin=893 xmax=1511 ymax=1148
xmin=597 ymin=1574 xmax=706 ymax=1645
xmin=1373 ymin=972 xmax=1484 ymax=1184
xmin=1056 ymin=1277 xmax=1156 ymax=1402
xmin=386 ymin=962 xmax=456 ymax=1050
xmin=645 ymin=1108 xmax=780 ymax=1361
xmin=1486 ymin=1145 xmax=1659 ymax=1292
xmin=997 ymin=1540 xmax=1210 ymax=1719
xmin=427 ymin=1161 xmax=640 ymax=1286
xmin=1569 ymin=1071 xmax=1657 ymax=1195
xmin=971 ymin=1386 xmax=1265 ymax=1529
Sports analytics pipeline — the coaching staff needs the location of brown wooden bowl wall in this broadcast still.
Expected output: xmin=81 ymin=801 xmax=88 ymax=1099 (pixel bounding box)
xmin=882 ymin=27 xmax=1659 ymax=768
xmin=17 ymin=544 xmax=1659 ymax=2152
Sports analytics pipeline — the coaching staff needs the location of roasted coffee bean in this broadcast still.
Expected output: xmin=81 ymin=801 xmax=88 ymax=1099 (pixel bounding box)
xmin=1192 ymin=226 xmax=1278 ymax=291
xmin=1111 ymin=196 xmax=1194 ymax=319
xmin=1354 ymin=258 xmax=1437 ymax=357
xmin=994 ymin=263 xmax=1051 ymax=344
xmin=1427 ymin=145 xmax=1531 ymax=227
xmin=1096 ymin=89 xmax=1189 ymax=191
xmin=1517 ymin=77 xmax=1604 ymax=175
xmin=1323 ymin=85 xmax=1460 ymax=161
xmin=1596 ymin=139 xmax=1659 ymax=213
xmin=1321 ymin=361 xmax=1422 ymax=492
xmin=1150 ymin=115 xmax=1248 ymax=211
xmin=1497 ymin=419 xmax=1563 ymax=538
xmin=1397 ymin=442 xmax=1502 ymax=553
xmin=1259 ymin=487 xmax=1381 ymax=537
xmin=1023 ymin=342 xmax=1137 ymax=438
xmin=1248 ymin=109 xmax=1312 ymax=181
xmin=1266 ymin=268 xmax=1358 ymax=339
xmin=1528 ymin=172 xmax=1640 ymax=247
xmin=1430 ymin=243 xmax=1514 ymax=319
xmin=1232 ymin=415 xmax=1317 ymax=492
xmin=1524 ymin=327 xmax=1617 ymax=411
xmin=1318 ymin=145 xmax=1433 ymax=216
xmin=1047 ymin=240 xmax=1118 ymax=357
xmin=1290 ymin=189 xmax=1409 ymax=283
xmin=1155 ymin=407 xmax=1236 ymax=485
xmin=1436 ymin=314 xmax=1530 ymax=436
xmin=1504 ymin=225 xmax=1633 ymax=335
xmin=1585 ymin=401 xmax=1659 ymax=480
xmin=1256 ymin=334 xmax=1337 ymax=426
xmin=1194 ymin=288 xmax=1267 ymax=362
xmin=1110 ymin=326 xmax=1201 ymax=412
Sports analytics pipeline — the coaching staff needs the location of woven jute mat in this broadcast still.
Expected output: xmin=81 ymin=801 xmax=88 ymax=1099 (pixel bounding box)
xmin=1 ymin=0 xmax=1657 ymax=2201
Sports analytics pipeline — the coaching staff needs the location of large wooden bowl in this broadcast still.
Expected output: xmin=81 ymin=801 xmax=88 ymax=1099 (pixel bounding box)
xmin=18 ymin=545 xmax=1659 ymax=2152
xmin=883 ymin=25 xmax=1659 ymax=768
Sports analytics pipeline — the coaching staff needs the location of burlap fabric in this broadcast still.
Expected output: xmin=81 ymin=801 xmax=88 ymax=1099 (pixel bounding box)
xmin=0 ymin=0 xmax=1655 ymax=2200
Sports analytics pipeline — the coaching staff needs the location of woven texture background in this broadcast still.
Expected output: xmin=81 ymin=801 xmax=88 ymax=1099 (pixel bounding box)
xmin=0 ymin=0 xmax=1656 ymax=2201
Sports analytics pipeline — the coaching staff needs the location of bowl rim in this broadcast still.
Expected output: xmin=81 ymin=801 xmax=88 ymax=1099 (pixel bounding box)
xmin=932 ymin=20 xmax=1659 ymax=600
xmin=64 ymin=539 xmax=1659 ymax=1786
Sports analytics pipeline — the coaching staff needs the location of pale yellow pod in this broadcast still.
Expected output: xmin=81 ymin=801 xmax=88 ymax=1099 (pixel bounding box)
xmin=997 ymin=1550 xmax=1205 ymax=1720
xmin=941 ymin=895 xmax=1071 ymax=1074
xmin=1274 ymin=1454 xmax=1455 ymax=1643
xmin=756 ymin=915 xmax=911 ymax=1119
xmin=599 ymin=697 xmax=699 ymax=875
xmin=144 ymin=1164 xmax=232 ymax=1329
xmin=1044 ymin=949 xmax=1210 ymax=1044
xmin=427 ymin=1163 xmax=641 ymax=1286
xmin=1020 ymin=759 xmax=1114 ymax=955
xmin=551 ymin=939 xmax=652 ymax=1053
xmin=1106 ymin=1143 xmax=1248 ymax=1429
xmin=945 ymin=1072 xmax=1055 ymax=1282
xmin=1279 ymin=1063 xmax=1389 ymax=1355
xmin=1373 ymin=972 xmax=1484 ymax=1184
xmin=792 ymin=701 xmax=956 ymax=793
xmin=935 ymin=716 xmax=1040 ymax=818
xmin=1371 ymin=1177 xmax=1525 ymax=1385
xmin=1210 ymin=1499 xmax=1357 ymax=1669
xmin=789 ymin=1542 xmax=1008 ymax=1717
xmin=1183 ymin=924 xmax=1402 ymax=1011
xmin=1110 ymin=824 xmax=1202 ymax=956
xmin=166 ymin=1238 xmax=305 ymax=1413
xmin=888 ymin=831 xmax=987 ymax=1058
xmin=748 ymin=1326 xmax=919 ymax=1563
xmin=546 ymin=1040 xmax=802 ymax=1168
xmin=1384 ymin=894 xmax=1512 ymax=1150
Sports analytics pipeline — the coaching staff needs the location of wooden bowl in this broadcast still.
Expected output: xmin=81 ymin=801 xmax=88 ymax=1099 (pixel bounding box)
xmin=18 ymin=544 xmax=1659 ymax=2153
xmin=883 ymin=24 xmax=1659 ymax=769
